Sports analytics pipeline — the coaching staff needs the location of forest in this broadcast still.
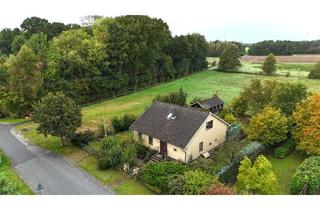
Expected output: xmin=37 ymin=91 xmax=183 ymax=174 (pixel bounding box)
xmin=0 ymin=16 xmax=208 ymax=117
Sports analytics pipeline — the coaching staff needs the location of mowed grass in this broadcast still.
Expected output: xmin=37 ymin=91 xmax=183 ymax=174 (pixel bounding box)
xmin=79 ymin=156 xmax=154 ymax=195
xmin=81 ymin=70 xmax=320 ymax=130
xmin=266 ymin=151 xmax=306 ymax=195
xmin=0 ymin=118 xmax=28 ymax=124
xmin=0 ymin=150 xmax=33 ymax=195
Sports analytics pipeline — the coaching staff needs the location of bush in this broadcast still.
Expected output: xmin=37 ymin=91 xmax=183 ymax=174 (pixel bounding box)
xmin=112 ymin=114 xmax=137 ymax=133
xmin=138 ymin=161 xmax=189 ymax=193
xmin=206 ymin=184 xmax=236 ymax=195
xmin=167 ymin=174 xmax=186 ymax=195
xmin=274 ymin=140 xmax=295 ymax=159
xmin=182 ymin=170 xmax=219 ymax=195
xmin=97 ymin=122 xmax=114 ymax=138
xmin=98 ymin=137 xmax=123 ymax=170
xmin=153 ymin=88 xmax=187 ymax=106
xmin=0 ymin=176 xmax=18 ymax=195
xmin=309 ymin=61 xmax=320 ymax=79
xmin=226 ymin=123 xmax=244 ymax=142
xmin=70 ymin=130 xmax=95 ymax=148
xmin=290 ymin=156 xmax=320 ymax=195
xmin=136 ymin=144 xmax=156 ymax=159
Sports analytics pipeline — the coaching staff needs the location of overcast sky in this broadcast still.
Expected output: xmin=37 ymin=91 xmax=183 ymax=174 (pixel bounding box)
xmin=1 ymin=0 xmax=319 ymax=43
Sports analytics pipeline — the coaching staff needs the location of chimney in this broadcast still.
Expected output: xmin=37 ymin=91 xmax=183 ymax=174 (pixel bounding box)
xmin=167 ymin=107 xmax=177 ymax=120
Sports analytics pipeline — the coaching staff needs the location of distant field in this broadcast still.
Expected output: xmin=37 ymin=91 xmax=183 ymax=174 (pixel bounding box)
xmin=241 ymin=54 xmax=320 ymax=63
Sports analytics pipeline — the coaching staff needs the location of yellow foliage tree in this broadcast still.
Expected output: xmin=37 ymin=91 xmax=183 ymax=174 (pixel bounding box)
xmin=246 ymin=106 xmax=288 ymax=146
xmin=292 ymin=94 xmax=320 ymax=155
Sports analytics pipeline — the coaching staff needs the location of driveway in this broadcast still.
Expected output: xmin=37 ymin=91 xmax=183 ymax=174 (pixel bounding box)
xmin=0 ymin=123 xmax=114 ymax=195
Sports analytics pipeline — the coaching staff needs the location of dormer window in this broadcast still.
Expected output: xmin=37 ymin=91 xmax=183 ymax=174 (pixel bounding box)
xmin=206 ymin=120 xmax=213 ymax=129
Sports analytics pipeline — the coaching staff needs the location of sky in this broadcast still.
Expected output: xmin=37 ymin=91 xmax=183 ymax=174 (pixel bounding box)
xmin=1 ymin=0 xmax=319 ymax=43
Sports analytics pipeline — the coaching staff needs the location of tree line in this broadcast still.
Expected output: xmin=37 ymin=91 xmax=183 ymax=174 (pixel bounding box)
xmin=0 ymin=16 xmax=208 ymax=118
xmin=249 ymin=40 xmax=320 ymax=55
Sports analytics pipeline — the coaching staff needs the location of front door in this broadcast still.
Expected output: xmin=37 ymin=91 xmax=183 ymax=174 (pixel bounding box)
xmin=160 ymin=141 xmax=167 ymax=157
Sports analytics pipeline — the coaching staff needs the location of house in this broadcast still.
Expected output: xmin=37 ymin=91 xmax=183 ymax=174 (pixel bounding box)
xmin=191 ymin=95 xmax=224 ymax=114
xmin=130 ymin=102 xmax=229 ymax=163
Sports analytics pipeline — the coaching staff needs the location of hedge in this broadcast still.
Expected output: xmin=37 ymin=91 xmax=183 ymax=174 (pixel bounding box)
xmin=290 ymin=156 xmax=320 ymax=195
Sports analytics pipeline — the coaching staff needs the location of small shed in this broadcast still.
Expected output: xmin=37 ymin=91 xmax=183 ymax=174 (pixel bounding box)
xmin=191 ymin=95 xmax=224 ymax=114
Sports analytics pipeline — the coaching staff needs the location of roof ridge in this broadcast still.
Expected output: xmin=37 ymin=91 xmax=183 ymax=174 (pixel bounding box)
xmin=154 ymin=101 xmax=210 ymax=116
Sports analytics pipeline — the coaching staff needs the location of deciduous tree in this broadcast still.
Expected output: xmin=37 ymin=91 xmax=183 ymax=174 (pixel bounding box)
xmin=246 ymin=106 xmax=288 ymax=146
xmin=262 ymin=53 xmax=277 ymax=75
xmin=218 ymin=44 xmax=241 ymax=72
xmin=33 ymin=92 xmax=82 ymax=146
xmin=292 ymin=94 xmax=320 ymax=155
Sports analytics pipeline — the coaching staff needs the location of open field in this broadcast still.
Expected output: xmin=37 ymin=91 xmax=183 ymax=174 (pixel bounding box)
xmin=0 ymin=150 xmax=33 ymax=195
xmin=80 ymin=70 xmax=320 ymax=130
xmin=241 ymin=54 xmax=320 ymax=63
xmin=266 ymin=151 xmax=306 ymax=195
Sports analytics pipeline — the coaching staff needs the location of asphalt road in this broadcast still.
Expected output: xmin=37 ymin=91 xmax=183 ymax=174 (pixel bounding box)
xmin=0 ymin=123 xmax=114 ymax=195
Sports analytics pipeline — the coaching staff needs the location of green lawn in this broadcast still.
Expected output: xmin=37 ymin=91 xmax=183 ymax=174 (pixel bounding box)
xmin=266 ymin=151 xmax=306 ymax=195
xmin=0 ymin=118 xmax=28 ymax=124
xmin=79 ymin=156 xmax=154 ymax=195
xmin=0 ymin=150 xmax=33 ymax=195
xmin=81 ymin=70 xmax=320 ymax=130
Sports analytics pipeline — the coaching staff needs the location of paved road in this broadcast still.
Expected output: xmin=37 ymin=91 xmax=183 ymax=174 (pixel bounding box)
xmin=0 ymin=123 xmax=114 ymax=195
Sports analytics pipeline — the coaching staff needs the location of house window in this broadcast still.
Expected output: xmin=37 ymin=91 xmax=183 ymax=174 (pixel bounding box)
xmin=148 ymin=136 xmax=153 ymax=145
xmin=138 ymin=132 xmax=142 ymax=140
xmin=206 ymin=120 xmax=213 ymax=129
xmin=173 ymin=148 xmax=177 ymax=152
xmin=199 ymin=142 xmax=203 ymax=152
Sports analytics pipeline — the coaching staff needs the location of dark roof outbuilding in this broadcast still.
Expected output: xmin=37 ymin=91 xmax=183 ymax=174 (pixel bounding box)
xmin=192 ymin=95 xmax=224 ymax=109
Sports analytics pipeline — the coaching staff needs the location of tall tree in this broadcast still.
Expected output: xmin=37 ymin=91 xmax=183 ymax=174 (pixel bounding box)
xmin=262 ymin=53 xmax=277 ymax=75
xmin=236 ymin=155 xmax=277 ymax=195
xmin=33 ymin=92 xmax=82 ymax=146
xmin=0 ymin=28 xmax=21 ymax=55
xmin=292 ymin=94 xmax=320 ymax=155
xmin=4 ymin=45 xmax=43 ymax=116
xmin=218 ymin=44 xmax=241 ymax=72
xmin=21 ymin=17 xmax=50 ymax=36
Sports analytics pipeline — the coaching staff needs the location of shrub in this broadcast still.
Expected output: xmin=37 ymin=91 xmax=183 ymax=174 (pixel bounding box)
xmin=138 ymin=161 xmax=188 ymax=193
xmin=122 ymin=144 xmax=137 ymax=167
xmin=236 ymin=155 xmax=277 ymax=195
xmin=206 ymin=184 xmax=236 ymax=195
xmin=98 ymin=137 xmax=123 ymax=170
xmin=262 ymin=53 xmax=277 ymax=75
xmin=0 ymin=176 xmax=18 ymax=195
xmin=182 ymin=170 xmax=219 ymax=195
xmin=274 ymin=140 xmax=295 ymax=159
xmin=167 ymin=174 xmax=186 ymax=195
xmin=290 ymin=156 xmax=320 ymax=195
xmin=97 ymin=122 xmax=114 ymax=138
xmin=112 ymin=114 xmax=137 ymax=133
xmin=226 ymin=123 xmax=244 ymax=142
xmin=308 ymin=61 xmax=320 ymax=79
xmin=70 ymin=130 xmax=95 ymax=148
xmin=153 ymin=88 xmax=187 ymax=106
xmin=136 ymin=144 xmax=156 ymax=159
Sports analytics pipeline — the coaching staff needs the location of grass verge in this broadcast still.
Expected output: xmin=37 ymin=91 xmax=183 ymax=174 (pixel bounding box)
xmin=0 ymin=150 xmax=33 ymax=195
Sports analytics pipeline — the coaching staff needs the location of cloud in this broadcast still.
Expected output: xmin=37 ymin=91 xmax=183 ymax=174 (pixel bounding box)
xmin=1 ymin=0 xmax=319 ymax=42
